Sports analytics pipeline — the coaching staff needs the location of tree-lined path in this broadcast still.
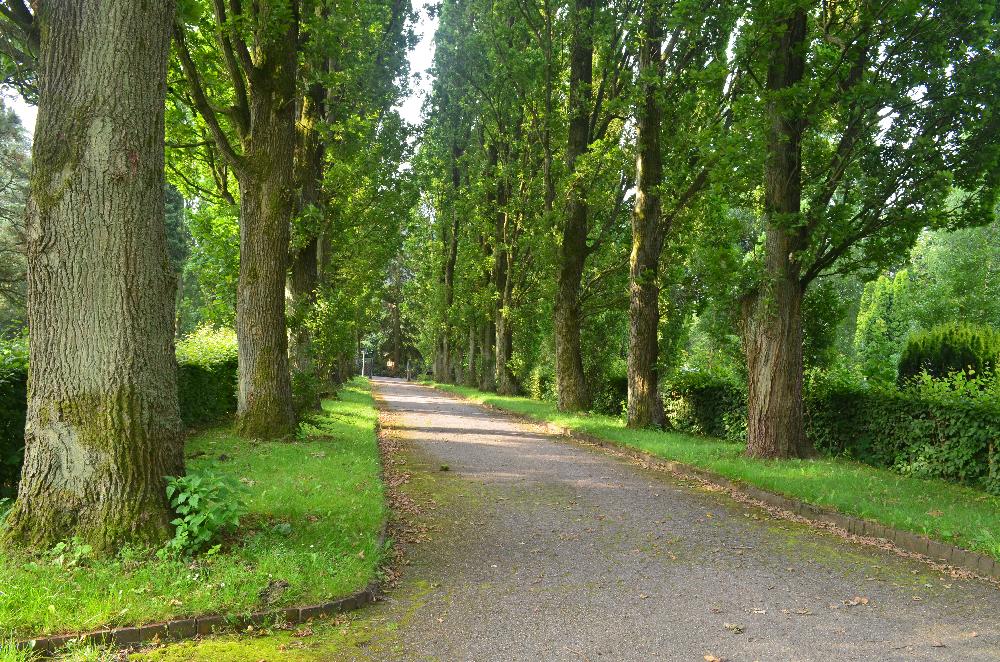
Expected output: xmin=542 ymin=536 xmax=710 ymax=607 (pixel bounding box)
xmin=361 ymin=378 xmax=999 ymax=661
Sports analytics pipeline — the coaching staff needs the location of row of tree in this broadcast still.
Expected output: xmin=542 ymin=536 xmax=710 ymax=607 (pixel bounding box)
xmin=0 ymin=0 xmax=414 ymax=552
xmin=406 ymin=0 xmax=1000 ymax=456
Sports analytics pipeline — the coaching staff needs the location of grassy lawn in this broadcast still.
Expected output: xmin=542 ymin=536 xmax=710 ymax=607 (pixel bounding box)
xmin=429 ymin=382 xmax=1000 ymax=563
xmin=0 ymin=377 xmax=386 ymax=645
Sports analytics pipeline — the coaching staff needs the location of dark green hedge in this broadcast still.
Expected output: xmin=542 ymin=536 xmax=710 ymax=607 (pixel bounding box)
xmin=0 ymin=340 xmax=27 ymax=497
xmin=0 ymin=328 xmax=238 ymax=497
xmin=666 ymin=370 xmax=1000 ymax=495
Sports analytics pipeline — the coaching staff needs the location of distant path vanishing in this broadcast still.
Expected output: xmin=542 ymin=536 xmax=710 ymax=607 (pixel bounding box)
xmin=354 ymin=377 xmax=999 ymax=661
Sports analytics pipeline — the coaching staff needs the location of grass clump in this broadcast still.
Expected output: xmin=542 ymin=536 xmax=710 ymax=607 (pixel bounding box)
xmin=0 ymin=378 xmax=386 ymax=641
xmin=431 ymin=382 xmax=1000 ymax=563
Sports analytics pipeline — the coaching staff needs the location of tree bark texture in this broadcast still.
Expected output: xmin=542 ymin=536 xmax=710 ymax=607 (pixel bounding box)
xmin=233 ymin=20 xmax=298 ymax=439
xmin=4 ymin=0 xmax=182 ymax=553
xmin=288 ymin=80 xmax=326 ymax=381
xmin=740 ymin=8 xmax=812 ymax=459
xmin=480 ymin=320 xmax=496 ymax=392
xmin=553 ymin=0 xmax=594 ymax=412
xmin=464 ymin=324 xmax=478 ymax=387
xmin=434 ymin=151 xmax=462 ymax=383
xmin=626 ymin=0 xmax=666 ymax=429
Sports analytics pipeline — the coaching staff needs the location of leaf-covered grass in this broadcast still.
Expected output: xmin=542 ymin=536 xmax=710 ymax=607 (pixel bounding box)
xmin=430 ymin=382 xmax=1000 ymax=563
xmin=0 ymin=378 xmax=386 ymax=641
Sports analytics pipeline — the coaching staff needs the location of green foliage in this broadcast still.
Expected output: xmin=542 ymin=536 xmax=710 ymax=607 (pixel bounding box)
xmin=665 ymin=370 xmax=746 ymax=442
xmin=0 ymin=639 xmax=30 ymax=662
xmin=46 ymin=537 xmax=94 ymax=569
xmin=854 ymin=271 xmax=913 ymax=383
xmin=665 ymin=365 xmax=1000 ymax=495
xmin=806 ymin=370 xmax=1000 ymax=495
xmin=159 ymin=469 xmax=247 ymax=559
xmin=0 ymin=336 xmax=26 ymax=497
xmin=0 ymin=380 xmax=385 ymax=640
xmin=897 ymin=322 xmax=1000 ymax=384
xmin=175 ymin=326 xmax=239 ymax=426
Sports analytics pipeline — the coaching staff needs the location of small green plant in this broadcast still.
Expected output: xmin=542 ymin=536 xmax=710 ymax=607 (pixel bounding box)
xmin=159 ymin=469 xmax=246 ymax=559
xmin=46 ymin=537 xmax=93 ymax=568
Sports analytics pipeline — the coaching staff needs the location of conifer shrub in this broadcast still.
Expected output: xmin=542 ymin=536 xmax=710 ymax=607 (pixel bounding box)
xmin=897 ymin=322 xmax=1000 ymax=385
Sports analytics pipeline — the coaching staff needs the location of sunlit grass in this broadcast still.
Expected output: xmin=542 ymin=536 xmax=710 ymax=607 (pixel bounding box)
xmin=0 ymin=378 xmax=386 ymax=641
xmin=433 ymin=382 xmax=1000 ymax=562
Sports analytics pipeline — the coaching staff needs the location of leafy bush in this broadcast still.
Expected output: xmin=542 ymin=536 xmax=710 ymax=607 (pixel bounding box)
xmin=159 ymin=469 xmax=246 ymax=559
xmin=664 ymin=369 xmax=746 ymax=441
xmin=176 ymin=326 xmax=239 ymax=425
xmin=897 ymin=322 xmax=1000 ymax=385
xmin=589 ymin=357 xmax=628 ymax=416
xmin=806 ymin=370 xmax=1000 ymax=494
xmin=525 ymin=360 xmax=556 ymax=402
xmin=292 ymin=369 xmax=324 ymax=417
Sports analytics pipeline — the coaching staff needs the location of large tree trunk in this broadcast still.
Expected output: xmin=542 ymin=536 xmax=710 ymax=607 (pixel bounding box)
xmin=496 ymin=252 xmax=518 ymax=396
xmin=554 ymin=0 xmax=594 ymax=412
xmin=464 ymin=324 xmax=478 ymax=387
xmin=288 ymin=80 xmax=326 ymax=381
xmin=235 ymin=56 xmax=297 ymax=438
xmin=3 ymin=0 xmax=181 ymax=553
xmin=626 ymin=0 xmax=665 ymax=428
xmin=480 ymin=320 xmax=496 ymax=391
xmin=741 ymin=7 xmax=812 ymax=459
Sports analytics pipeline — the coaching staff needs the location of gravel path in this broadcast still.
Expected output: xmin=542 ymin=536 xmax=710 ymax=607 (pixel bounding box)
xmin=357 ymin=377 xmax=1000 ymax=662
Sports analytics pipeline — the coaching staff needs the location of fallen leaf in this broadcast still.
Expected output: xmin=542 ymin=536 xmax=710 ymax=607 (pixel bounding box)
xmin=724 ymin=622 xmax=744 ymax=634
xmin=844 ymin=596 xmax=870 ymax=607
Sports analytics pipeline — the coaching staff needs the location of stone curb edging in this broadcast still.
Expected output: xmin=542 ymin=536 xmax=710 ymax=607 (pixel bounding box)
xmin=428 ymin=383 xmax=1000 ymax=585
xmin=21 ymin=574 xmax=383 ymax=657
xmin=18 ymin=396 xmax=393 ymax=658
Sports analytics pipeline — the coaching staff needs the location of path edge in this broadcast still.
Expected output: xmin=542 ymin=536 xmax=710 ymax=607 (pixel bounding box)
xmin=424 ymin=381 xmax=1000 ymax=586
xmin=18 ymin=387 xmax=393 ymax=658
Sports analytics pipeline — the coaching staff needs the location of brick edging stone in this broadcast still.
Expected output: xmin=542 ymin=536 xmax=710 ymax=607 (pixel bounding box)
xmin=428 ymin=383 xmax=1000 ymax=584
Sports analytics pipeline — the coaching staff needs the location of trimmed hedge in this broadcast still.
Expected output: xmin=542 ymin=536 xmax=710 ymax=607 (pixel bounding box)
xmin=0 ymin=327 xmax=238 ymax=497
xmin=175 ymin=327 xmax=239 ymax=426
xmin=666 ymin=369 xmax=1000 ymax=495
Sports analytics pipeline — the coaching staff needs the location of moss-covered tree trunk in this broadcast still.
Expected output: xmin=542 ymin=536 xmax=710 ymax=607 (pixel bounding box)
xmin=288 ymin=81 xmax=326 ymax=382
xmin=740 ymin=7 xmax=812 ymax=459
xmin=234 ymin=67 xmax=297 ymax=438
xmin=173 ymin=1 xmax=298 ymax=439
xmin=626 ymin=0 xmax=666 ymax=429
xmin=3 ymin=0 xmax=182 ymax=554
xmin=480 ymin=320 xmax=496 ymax=392
xmin=553 ymin=0 xmax=594 ymax=412
xmin=464 ymin=324 xmax=478 ymax=386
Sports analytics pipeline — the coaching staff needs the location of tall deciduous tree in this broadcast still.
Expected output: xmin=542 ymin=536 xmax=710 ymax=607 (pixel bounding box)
xmin=739 ymin=0 xmax=1000 ymax=457
xmin=173 ymin=0 xmax=298 ymax=437
xmin=553 ymin=0 xmax=595 ymax=411
xmin=2 ymin=0 xmax=182 ymax=552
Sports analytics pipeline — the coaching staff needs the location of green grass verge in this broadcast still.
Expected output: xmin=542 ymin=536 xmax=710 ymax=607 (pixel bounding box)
xmin=0 ymin=377 xmax=386 ymax=642
xmin=428 ymin=381 xmax=1000 ymax=563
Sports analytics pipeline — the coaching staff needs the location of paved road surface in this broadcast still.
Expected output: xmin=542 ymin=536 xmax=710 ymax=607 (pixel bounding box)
xmin=355 ymin=378 xmax=999 ymax=661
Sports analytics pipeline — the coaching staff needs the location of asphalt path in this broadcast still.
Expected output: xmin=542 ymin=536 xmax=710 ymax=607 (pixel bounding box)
xmin=355 ymin=377 xmax=999 ymax=662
